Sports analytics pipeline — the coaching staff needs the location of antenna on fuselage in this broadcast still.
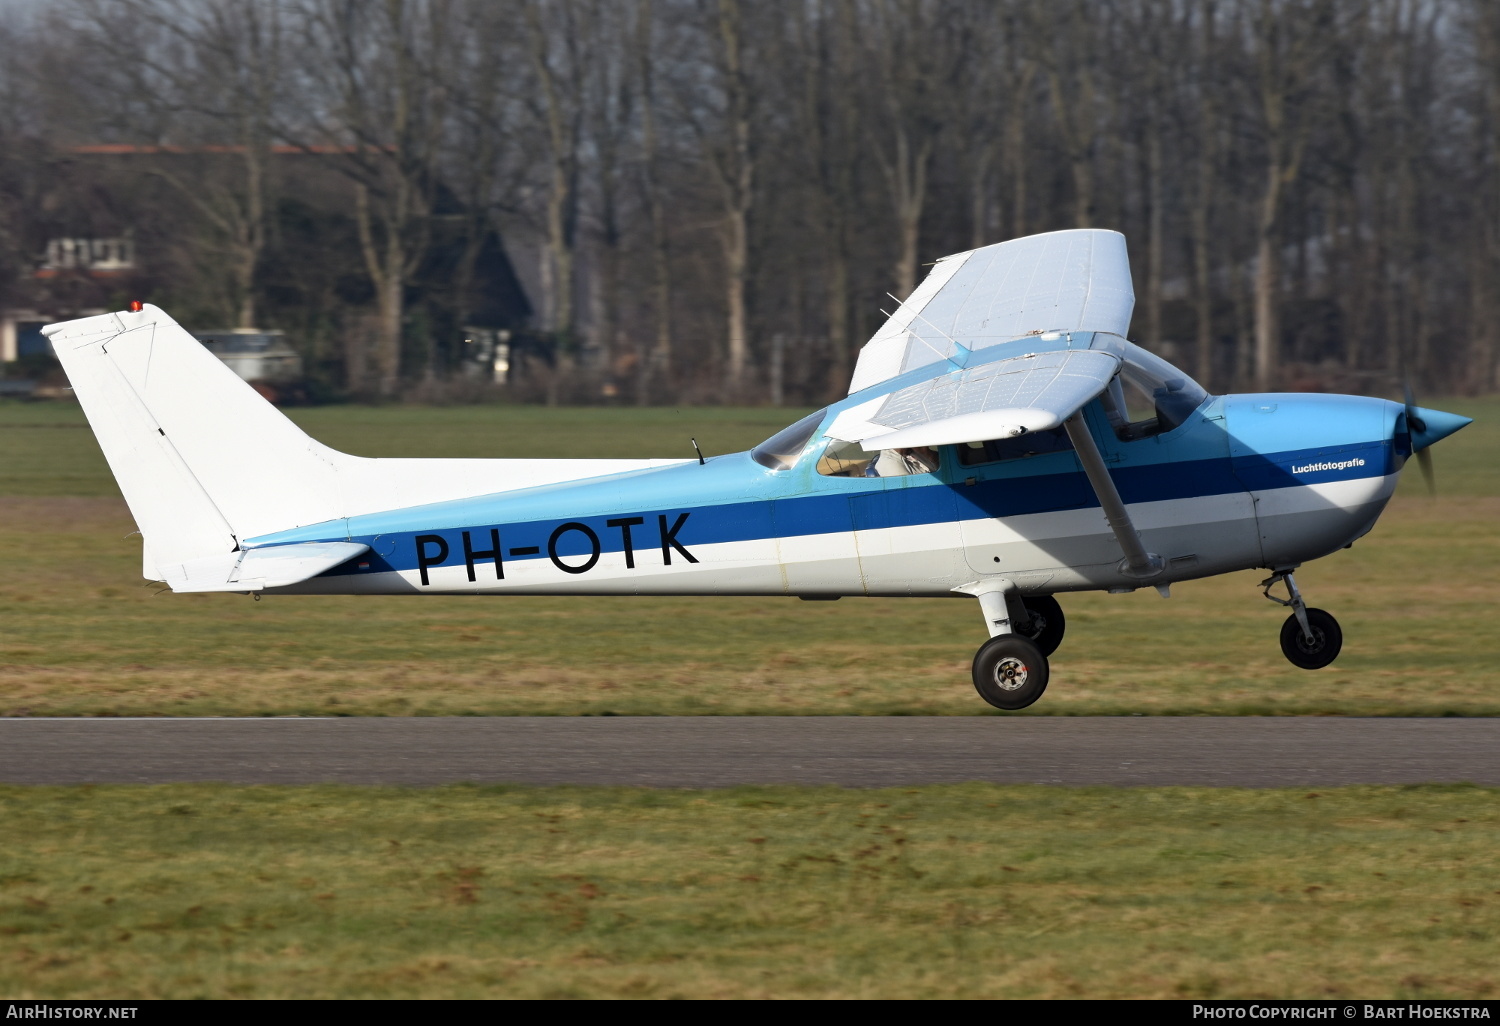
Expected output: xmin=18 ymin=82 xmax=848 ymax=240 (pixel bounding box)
xmin=691 ymin=437 xmax=706 ymax=465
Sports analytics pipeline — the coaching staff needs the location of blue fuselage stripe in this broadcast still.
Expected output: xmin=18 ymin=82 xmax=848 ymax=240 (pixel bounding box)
xmin=309 ymin=439 xmax=1393 ymax=578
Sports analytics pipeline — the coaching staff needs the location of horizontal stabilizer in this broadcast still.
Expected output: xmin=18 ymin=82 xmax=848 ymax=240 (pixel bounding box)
xmin=164 ymin=542 xmax=370 ymax=594
xmin=828 ymin=349 xmax=1120 ymax=450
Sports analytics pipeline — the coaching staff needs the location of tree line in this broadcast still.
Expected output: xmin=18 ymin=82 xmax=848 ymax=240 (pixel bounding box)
xmin=0 ymin=0 xmax=1496 ymax=404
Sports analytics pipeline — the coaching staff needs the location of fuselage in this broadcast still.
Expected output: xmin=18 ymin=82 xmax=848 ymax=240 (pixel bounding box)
xmin=257 ymin=386 xmax=1411 ymax=600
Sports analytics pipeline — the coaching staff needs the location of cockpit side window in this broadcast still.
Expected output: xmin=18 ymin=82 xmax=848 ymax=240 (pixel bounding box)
xmin=956 ymin=427 xmax=1074 ymax=466
xmin=1101 ymin=343 xmax=1207 ymax=441
xmin=751 ymin=408 xmax=827 ymax=470
xmin=817 ymin=438 xmax=940 ymax=478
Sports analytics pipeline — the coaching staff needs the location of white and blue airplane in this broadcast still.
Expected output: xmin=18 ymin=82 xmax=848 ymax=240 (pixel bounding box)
xmin=44 ymin=228 xmax=1470 ymax=710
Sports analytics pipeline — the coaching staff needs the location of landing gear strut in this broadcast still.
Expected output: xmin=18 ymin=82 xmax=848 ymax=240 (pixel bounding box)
xmin=964 ymin=583 xmax=1058 ymax=710
xmin=1262 ymin=570 xmax=1342 ymax=669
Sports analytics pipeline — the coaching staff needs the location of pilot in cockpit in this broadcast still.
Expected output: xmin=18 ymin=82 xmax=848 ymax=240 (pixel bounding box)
xmin=817 ymin=440 xmax=940 ymax=478
xmin=865 ymin=446 xmax=939 ymax=477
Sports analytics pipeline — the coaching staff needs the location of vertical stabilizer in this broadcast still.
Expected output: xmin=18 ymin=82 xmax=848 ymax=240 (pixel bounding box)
xmin=44 ymin=305 xmax=348 ymax=581
xmin=46 ymin=304 xmax=696 ymax=589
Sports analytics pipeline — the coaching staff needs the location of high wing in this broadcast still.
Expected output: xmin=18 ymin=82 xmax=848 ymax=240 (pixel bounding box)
xmin=848 ymin=228 xmax=1135 ymax=395
xmin=832 ymin=228 xmax=1136 ymax=451
xmin=826 ymin=348 xmax=1122 ymax=449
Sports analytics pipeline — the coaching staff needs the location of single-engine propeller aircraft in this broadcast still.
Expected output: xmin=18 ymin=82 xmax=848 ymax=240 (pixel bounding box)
xmin=45 ymin=228 xmax=1470 ymax=709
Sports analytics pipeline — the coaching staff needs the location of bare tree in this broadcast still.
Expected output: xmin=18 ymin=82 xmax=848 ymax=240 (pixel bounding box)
xmin=677 ymin=0 xmax=758 ymax=397
xmin=288 ymin=0 xmax=454 ymax=397
xmin=1038 ymin=0 xmax=1102 ymax=229
xmin=1465 ymin=0 xmax=1500 ymax=393
xmin=1119 ymin=0 xmax=1183 ymax=354
xmin=1186 ymin=0 xmax=1223 ymax=388
xmin=1244 ymin=0 xmax=1340 ymax=391
xmin=634 ymin=0 xmax=674 ymax=404
xmin=790 ymin=0 xmax=861 ymax=395
xmin=979 ymin=3 xmax=1040 ymax=245
xmin=584 ymin=0 xmax=637 ymax=394
xmin=444 ymin=0 xmax=528 ymax=355
xmin=7 ymin=0 xmax=1500 ymax=402
xmin=859 ymin=0 xmax=950 ymax=299
xmin=1375 ymin=1 xmax=1440 ymax=380
xmin=0 ymin=17 xmax=41 ymax=298
xmin=66 ymin=0 xmax=284 ymax=329
xmin=522 ymin=0 xmax=586 ymax=401
xmin=954 ymin=4 xmax=1004 ymax=251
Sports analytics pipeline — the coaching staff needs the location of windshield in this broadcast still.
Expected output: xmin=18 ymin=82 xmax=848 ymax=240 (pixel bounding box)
xmin=751 ymin=408 xmax=827 ymax=470
xmin=1101 ymin=342 xmax=1207 ymax=440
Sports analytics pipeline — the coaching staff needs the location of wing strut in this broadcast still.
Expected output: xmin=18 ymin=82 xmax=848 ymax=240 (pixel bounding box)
xmin=1061 ymin=412 xmax=1164 ymax=581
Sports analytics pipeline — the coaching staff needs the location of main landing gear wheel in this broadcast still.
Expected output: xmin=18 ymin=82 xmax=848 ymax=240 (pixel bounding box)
xmin=1019 ymin=596 xmax=1066 ymax=657
xmin=1279 ymin=607 xmax=1342 ymax=669
xmin=1262 ymin=571 xmax=1342 ymax=670
xmin=972 ymin=634 xmax=1050 ymax=711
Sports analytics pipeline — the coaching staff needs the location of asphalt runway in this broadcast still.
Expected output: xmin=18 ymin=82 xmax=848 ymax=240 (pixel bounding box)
xmin=0 ymin=717 xmax=1496 ymax=787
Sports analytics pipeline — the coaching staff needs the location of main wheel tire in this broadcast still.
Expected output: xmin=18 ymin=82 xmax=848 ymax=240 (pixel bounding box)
xmin=1020 ymin=596 xmax=1066 ymax=657
xmin=1279 ymin=607 xmax=1343 ymax=669
xmin=972 ymin=634 xmax=1050 ymax=710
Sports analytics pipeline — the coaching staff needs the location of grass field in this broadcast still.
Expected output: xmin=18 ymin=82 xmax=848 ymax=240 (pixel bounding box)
xmin=3 ymin=399 xmax=1497 ymax=1001
xmin=2 ymin=783 xmax=1496 ymax=999
xmin=2 ymin=398 xmax=1497 ymax=717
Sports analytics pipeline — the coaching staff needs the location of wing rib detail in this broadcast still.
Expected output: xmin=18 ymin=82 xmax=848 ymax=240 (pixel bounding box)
xmin=827 ymin=349 xmax=1121 ymax=450
xmin=848 ymin=228 xmax=1135 ymax=394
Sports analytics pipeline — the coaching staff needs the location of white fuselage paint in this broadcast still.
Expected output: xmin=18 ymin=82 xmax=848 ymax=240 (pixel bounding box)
xmin=280 ymin=473 xmax=1399 ymax=599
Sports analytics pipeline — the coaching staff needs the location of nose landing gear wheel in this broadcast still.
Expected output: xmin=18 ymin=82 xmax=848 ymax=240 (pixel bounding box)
xmin=1020 ymin=596 xmax=1066 ymax=657
xmin=1279 ymin=607 xmax=1342 ymax=669
xmin=972 ymin=634 xmax=1050 ymax=710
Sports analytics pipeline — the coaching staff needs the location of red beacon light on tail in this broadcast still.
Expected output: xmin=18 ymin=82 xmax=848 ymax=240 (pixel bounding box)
xmin=128 ymin=300 xmax=143 ymax=312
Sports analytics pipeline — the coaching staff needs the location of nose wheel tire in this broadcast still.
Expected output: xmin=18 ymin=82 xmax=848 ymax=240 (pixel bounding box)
xmin=972 ymin=635 xmax=1050 ymax=710
xmin=1020 ymin=596 xmax=1066 ymax=657
xmin=1279 ymin=607 xmax=1342 ymax=669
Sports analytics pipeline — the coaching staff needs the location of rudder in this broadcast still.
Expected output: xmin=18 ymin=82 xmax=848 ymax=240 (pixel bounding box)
xmin=45 ymin=305 xmax=348 ymax=582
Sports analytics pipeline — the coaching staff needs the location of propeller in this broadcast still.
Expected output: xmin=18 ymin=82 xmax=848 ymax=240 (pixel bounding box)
xmin=1402 ymin=379 xmax=1436 ymax=497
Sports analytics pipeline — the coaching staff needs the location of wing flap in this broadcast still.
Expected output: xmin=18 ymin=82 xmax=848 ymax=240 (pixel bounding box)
xmin=828 ymin=349 xmax=1120 ymax=450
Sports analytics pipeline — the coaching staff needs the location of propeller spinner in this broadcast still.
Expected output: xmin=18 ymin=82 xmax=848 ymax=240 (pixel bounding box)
xmin=1400 ymin=382 xmax=1472 ymax=495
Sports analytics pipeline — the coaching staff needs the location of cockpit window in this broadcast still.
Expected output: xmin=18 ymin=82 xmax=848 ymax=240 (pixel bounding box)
xmin=957 ymin=426 xmax=1074 ymax=466
xmin=1101 ymin=343 xmax=1207 ymax=441
xmin=751 ymin=408 xmax=827 ymax=470
xmin=817 ymin=439 xmax=939 ymax=477
xmin=817 ymin=438 xmax=872 ymax=476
